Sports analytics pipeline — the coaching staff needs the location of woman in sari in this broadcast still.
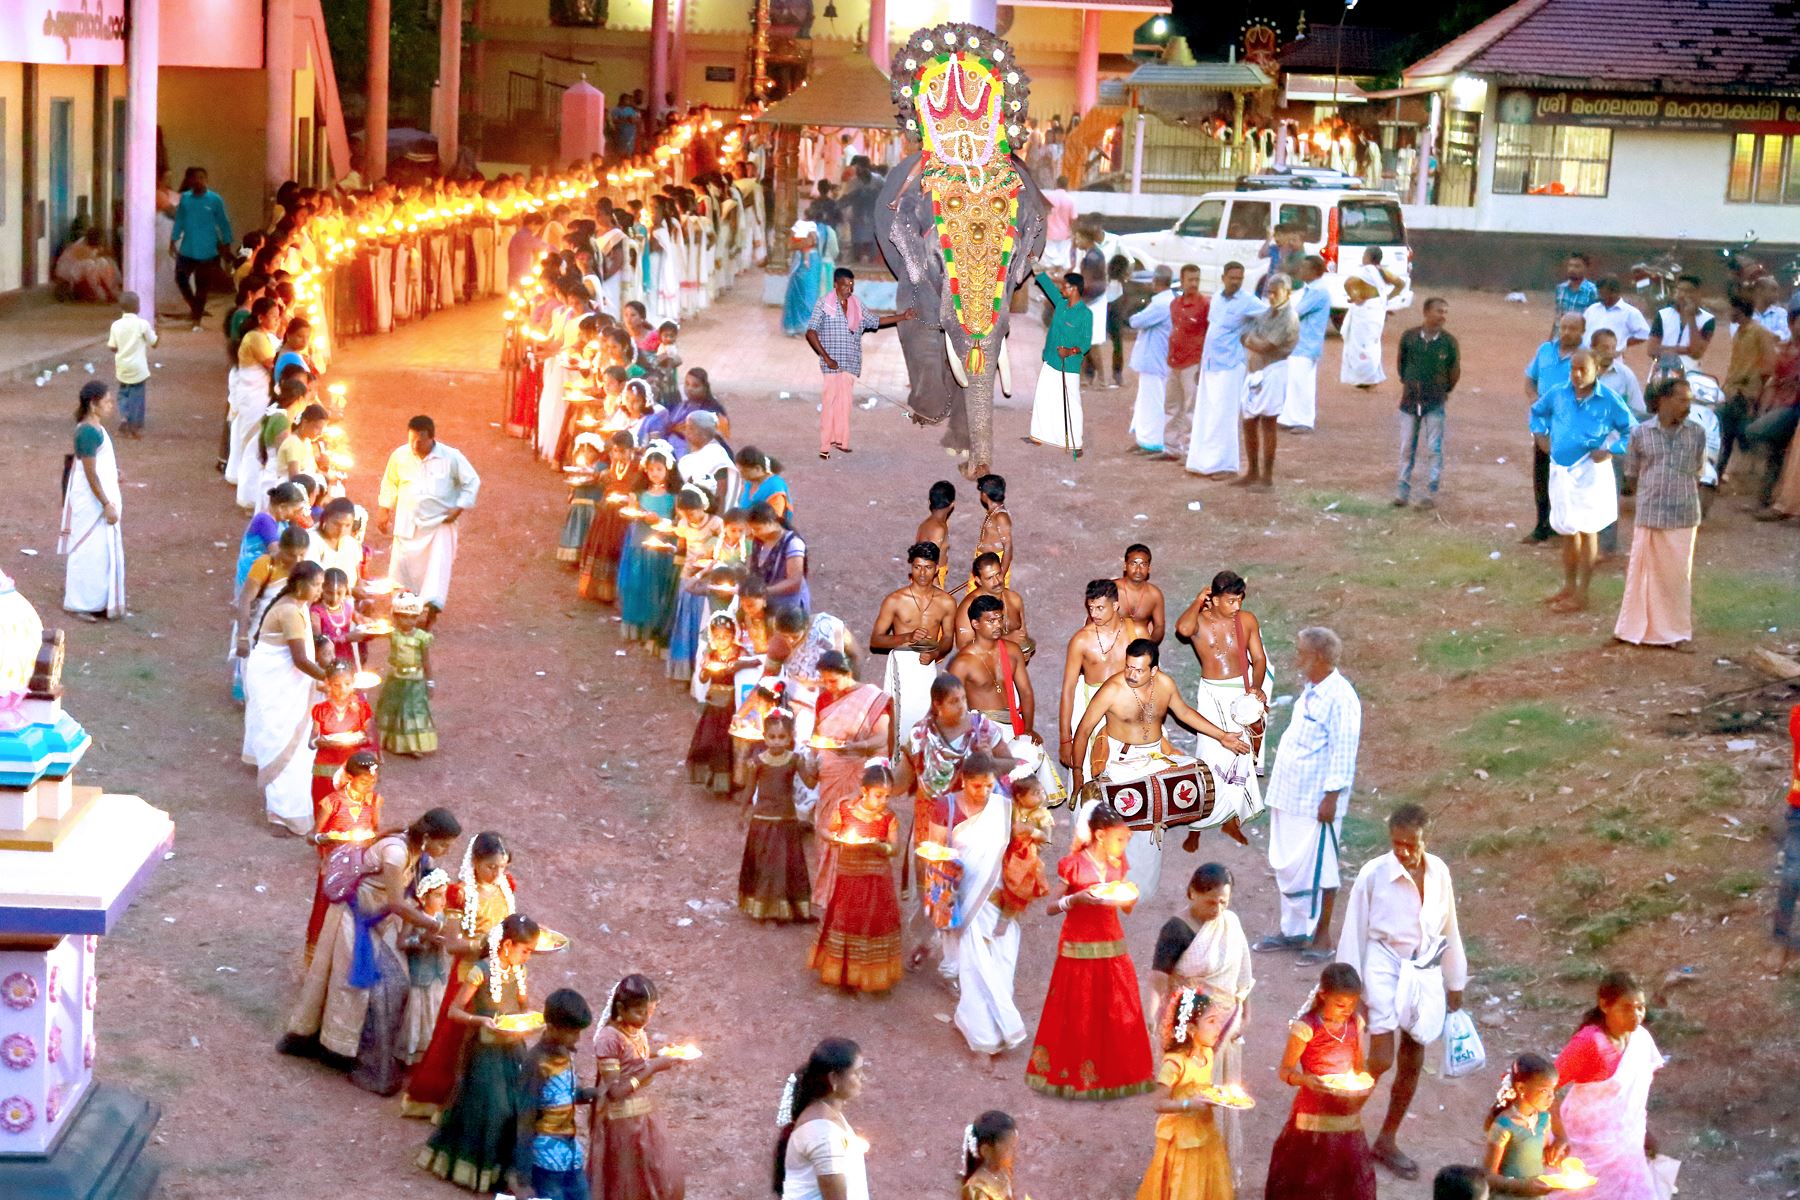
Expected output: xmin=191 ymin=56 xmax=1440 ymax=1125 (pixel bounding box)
xmin=242 ymin=561 xmax=329 ymax=834
xmin=1553 ymin=971 xmax=1664 ymax=1200
xmin=229 ymin=298 xmax=281 ymax=508
xmin=808 ymin=652 xmax=892 ymax=910
xmin=401 ymin=831 xmax=523 ymax=1119
xmin=1024 ymin=801 xmax=1155 ymax=1100
xmin=736 ymin=446 xmax=793 ymax=524
xmin=419 ymin=912 xmax=541 ymax=1192
xmin=781 ymin=219 xmax=822 ymax=337
xmin=236 ymin=481 xmax=306 ymax=593
xmin=1146 ymin=863 xmax=1254 ymax=1181
xmin=307 ymin=496 xmax=367 ymax=587
xmin=1338 ymin=247 xmax=1404 ymax=389
xmin=280 ymin=806 xmax=462 ymax=1094
xmin=948 ymin=756 xmax=1027 ymax=1061
xmin=59 ymin=382 xmax=126 ymax=621
xmin=233 ymin=524 xmax=310 ymax=704
xmin=647 ymin=198 xmax=684 ymax=327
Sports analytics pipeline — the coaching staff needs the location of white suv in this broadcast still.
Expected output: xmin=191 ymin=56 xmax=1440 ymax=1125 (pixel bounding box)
xmin=1115 ymin=188 xmax=1414 ymax=313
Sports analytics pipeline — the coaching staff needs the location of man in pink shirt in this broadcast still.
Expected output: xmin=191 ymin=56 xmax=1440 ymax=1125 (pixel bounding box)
xmin=1041 ymin=176 xmax=1078 ymax=273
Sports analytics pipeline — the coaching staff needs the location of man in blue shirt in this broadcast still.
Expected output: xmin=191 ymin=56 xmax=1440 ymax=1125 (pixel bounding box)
xmin=1528 ymin=348 xmax=1634 ymax=613
xmin=1186 ymin=261 xmax=1266 ymax=478
xmin=1126 ymin=265 xmax=1175 ymax=452
xmin=168 ymin=168 xmax=233 ymax=328
xmin=1521 ymin=312 xmax=1586 ymax=542
xmin=1551 ymin=251 xmax=1597 ymax=337
xmin=1280 ymin=255 xmax=1332 ymax=431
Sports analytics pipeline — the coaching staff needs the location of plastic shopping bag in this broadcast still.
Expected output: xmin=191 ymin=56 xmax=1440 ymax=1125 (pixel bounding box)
xmin=1441 ymin=1008 xmax=1486 ymax=1078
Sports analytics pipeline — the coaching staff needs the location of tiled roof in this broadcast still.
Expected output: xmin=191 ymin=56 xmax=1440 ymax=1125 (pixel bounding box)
xmin=1278 ymin=26 xmax=1407 ymax=75
xmin=1123 ymin=62 xmax=1274 ymax=90
xmin=1406 ymin=0 xmax=1800 ymax=95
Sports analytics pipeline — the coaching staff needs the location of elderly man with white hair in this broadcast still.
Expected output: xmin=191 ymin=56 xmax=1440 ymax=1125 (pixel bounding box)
xmin=1253 ymin=625 xmax=1362 ymax=963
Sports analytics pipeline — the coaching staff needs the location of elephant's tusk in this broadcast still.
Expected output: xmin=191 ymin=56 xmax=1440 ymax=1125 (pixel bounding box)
xmin=944 ymin=330 xmax=970 ymax=388
xmin=996 ymin=337 xmax=1012 ymax=397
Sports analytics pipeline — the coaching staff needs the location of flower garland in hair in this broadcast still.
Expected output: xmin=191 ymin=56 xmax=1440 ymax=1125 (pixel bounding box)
xmin=1493 ymin=1068 xmax=1518 ymax=1108
xmin=1174 ymin=987 xmax=1199 ymax=1046
xmin=485 ymin=922 xmax=527 ymax=1005
xmin=603 ymin=976 xmax=624 ymax=1025
xmin=459 ymin=841 xmax=516 ymax=939
xmin=776 ymin=1072 xmax=798 ymax=1126
xmin=961 ymin=1123 xmax=978 ymax=1173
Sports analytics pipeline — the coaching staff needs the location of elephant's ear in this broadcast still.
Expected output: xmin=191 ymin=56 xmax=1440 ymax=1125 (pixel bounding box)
xmin=874 ymin=151 xmax=929 ymax=283
xmin=1008 ymin=153 xmax=1051 ymax=289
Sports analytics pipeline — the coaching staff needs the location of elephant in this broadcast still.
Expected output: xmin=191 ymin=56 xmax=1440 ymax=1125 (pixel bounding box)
xmin=875 ymin=22 xmax=1050 ymax=480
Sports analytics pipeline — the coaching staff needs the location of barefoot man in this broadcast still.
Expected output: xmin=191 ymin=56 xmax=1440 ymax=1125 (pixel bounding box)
xmin=915 ymin=479 xmax=956 ymax=588
xmin=971 ymin=473 xmax=1013 ymax=586
xmin=956 ymin=552 xmax=1033 ymax=661
xmin=1070 ymin=639 xmax=1252 ymax=902
xmin=1173 ymin=569 xmax=1269 ymax=850
xmin=1058 ymin=579 xmax=1143 ymax=781
xmin=951 ymin=594 xmax=1060 ymax=803
xmin=872 ymin=542 xmax=959 ymax=754
xmin=1528 ymin=348 xmax=1634 ymax=612
xmin=1114 ymin=543 xmax=1166 ymax=643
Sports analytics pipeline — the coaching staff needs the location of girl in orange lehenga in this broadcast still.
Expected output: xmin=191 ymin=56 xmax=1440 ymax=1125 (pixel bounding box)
xmin=302 ymin=750 xmax=383 ymax=962
xmin=1135 ymin=987 xmax=1235 ymax=1200
xmin=400 ymin=831 xmax=520 ymax=1118
xmin=808 ymin=761 xmax=902 ymax=993
xmin=807 ymin=652 xmax=891 ymax=912
xmin=587 ymin=973 xmax=689 ymax=1200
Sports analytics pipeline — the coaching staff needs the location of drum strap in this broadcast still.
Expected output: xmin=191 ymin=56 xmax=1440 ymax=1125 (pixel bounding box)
xmin=1234 ymin=611 xmax=1266 ymax=756
xmin=996 ymin=640 xmax=1025 ymax=737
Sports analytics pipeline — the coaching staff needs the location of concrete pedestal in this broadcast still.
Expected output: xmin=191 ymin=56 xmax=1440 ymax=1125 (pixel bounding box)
xmin=0 ymin=1085 xmax=159 ymax=1200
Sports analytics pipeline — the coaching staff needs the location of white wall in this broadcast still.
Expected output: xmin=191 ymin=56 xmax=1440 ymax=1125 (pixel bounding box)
xmin=0 ymin=64 xmax=22 ymax=292
xmin=1405 ymin=118 xmax=1797 ymax=243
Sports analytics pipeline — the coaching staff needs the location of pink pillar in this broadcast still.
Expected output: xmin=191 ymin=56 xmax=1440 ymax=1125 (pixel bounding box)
xmin=123 ymin=0 xmax=158 ymax=319
xmin=561 ymin=79 xmax=606 ymax=163
xmin=266 ymin=0 xmax=294 ymax=191
xmin=367 ymin=0 xmax=390 ymax=182
xmin=649 ymin=0 xmax=669 ymax=128
xmin=671 ymin=0 xmax=687 ymax=114
xmin=1076 ymin=10 xmax=1100 ymax=116
xmin=436 ymin=0 xmax=463 ymax=165
xmin=868 ymin=0 xmax=888 ymax=72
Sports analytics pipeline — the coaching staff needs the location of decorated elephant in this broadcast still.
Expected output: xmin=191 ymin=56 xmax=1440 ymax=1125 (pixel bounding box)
xmin=875 ymin=23 xmax=1049 ymax=479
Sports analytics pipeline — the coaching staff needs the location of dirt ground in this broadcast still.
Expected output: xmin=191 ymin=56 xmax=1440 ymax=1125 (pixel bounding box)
xmin=2 ymin=276 xmax=1797 ymax=1199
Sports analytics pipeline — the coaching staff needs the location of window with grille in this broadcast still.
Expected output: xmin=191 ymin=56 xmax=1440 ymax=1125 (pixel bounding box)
xmin=1492 ymin=123 xmax=1612 ymax=197
xmin=1727 ymin=133 xmax=1800 ymax=205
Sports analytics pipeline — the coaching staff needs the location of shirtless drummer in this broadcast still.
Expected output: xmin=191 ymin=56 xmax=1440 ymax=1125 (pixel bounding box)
xmin=1057 ymin=579 xmax=1144 ymax=779
xmin=1173 ymin=569 xmax=1270 ymax=850
xmin=1114 ymin=543 xmax=1166 ymax=642
xmin=1070 ymin=639 xmax=1253 ymax=901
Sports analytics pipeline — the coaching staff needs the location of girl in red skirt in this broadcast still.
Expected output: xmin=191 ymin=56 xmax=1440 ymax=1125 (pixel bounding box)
xmin=1264 ymin=962 xmax=1377 ymax=1200
xmin=808 ymin=760 xmax=903 ymax=993
xmin=1025 ymin=801 xmax=1155 ymax=1100
xmin=687 ymin=612 xmax=756 ymax=794
xmin=308 ymin=659 xmax=376 ymax=809
xmin=737 ymin=710 xmax=817 ymax=922
xmin=302 ymin=750 xmax=383 ymax=961
xmin=587 ymin=973 xmax=690 ymax=1200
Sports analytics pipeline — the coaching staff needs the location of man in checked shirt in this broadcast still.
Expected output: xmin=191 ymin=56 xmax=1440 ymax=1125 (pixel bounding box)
xmin=805 ymin=267 xmax=913 ymax=460
xmin=1253 ymin=626 xmax=1363 ymax=964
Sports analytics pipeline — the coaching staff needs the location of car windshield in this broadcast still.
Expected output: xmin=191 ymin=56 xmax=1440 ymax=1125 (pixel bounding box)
xmin=1177 ymin=200 xmax=1224 ymax=239
xmin=1338 ymin=199 xmax=1405 ymax=246
xmin=1225 ymin=202 xmax=1269 ymax=240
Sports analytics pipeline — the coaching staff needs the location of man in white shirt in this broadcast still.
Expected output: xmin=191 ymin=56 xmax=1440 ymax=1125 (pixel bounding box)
xmin=1753 ymin=276 xmax=1794 ymax=344
xmin=378 ymin=414 xmax=481 ymax=624
xmin=1581 ymin=277 xmax=1650 ymax=352
xmin=1646 ymin=274 xmax=1715 ymax=366
xmin=1253 ymin=626 xmax=1361 ymax=959
xmin=1591 ymin=328 xmax=1646 ymax=419
xmin=1336 ymin=803 xmax=1467 ymax=1182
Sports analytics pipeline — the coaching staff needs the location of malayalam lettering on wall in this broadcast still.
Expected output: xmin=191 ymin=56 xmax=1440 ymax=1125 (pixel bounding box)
xmin=1497 ymin=89 xmax=1800 ymax=134
xmin=0 ymin=0 xmax=127 ymax=66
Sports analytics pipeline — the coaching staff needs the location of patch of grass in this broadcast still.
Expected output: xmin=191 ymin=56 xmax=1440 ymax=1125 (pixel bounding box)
xmin=1694 ymin=570 xmax=1800 ymax=634
xmin=1564 ymin=882 xmax=1681 ymax=951
xmin=1418 ymin=628 xmax=1581 ymax=676
xmin=1713 ymin=870 xmax=1764 ymax=899
xmin=1298 ymin=490 xmax=1392 ymax=519
xmin=1463 ymin=825 xmax=1554 ymax=857
xmin=1553 ymin=957 xmax=1611 ymax=984
xmin=1344 ymin=525 xmax=1513 ymax=593
xmin=1560 ymin=864 xmax=1608 ymax=901
xmin=1693 ymin=762 xmax=1742 ymax=810
xmin=1587 ymin=805 xmax=1677 ymax=849
xmin=1454 ymin=703 xmax=1610 ymax=781
xmin=1340 ymin=812 xmax=1388 ymax=864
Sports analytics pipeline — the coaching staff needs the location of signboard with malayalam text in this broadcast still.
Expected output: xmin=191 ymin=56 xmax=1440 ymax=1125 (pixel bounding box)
xmin=1496 ymin=89 xmax=1800 ymax=134
xmin=1 ymin=0 xmax=126 ymax=66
